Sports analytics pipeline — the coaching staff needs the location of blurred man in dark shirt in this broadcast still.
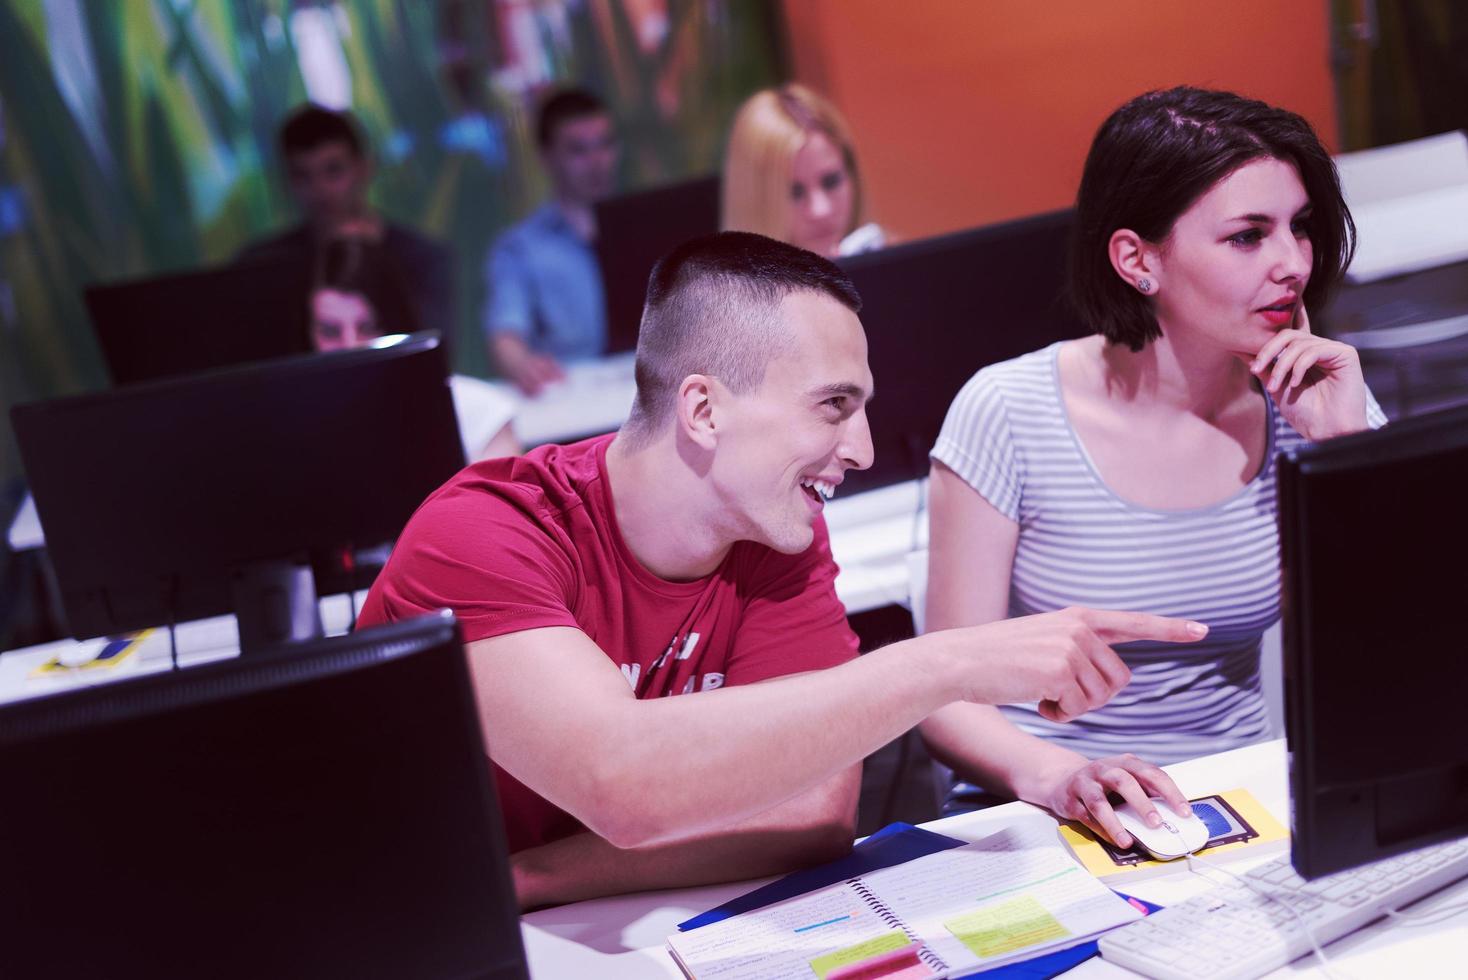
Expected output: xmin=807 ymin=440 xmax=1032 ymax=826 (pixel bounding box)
xmin=237 ymin=105 xmax=453 ymax=341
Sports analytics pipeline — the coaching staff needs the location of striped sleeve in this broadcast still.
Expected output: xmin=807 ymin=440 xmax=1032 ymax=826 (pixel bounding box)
xmin=1366 ymin=385 xmax=1388 ymax=429
xmin=931 ymin=367 xmax=1023 ymax=523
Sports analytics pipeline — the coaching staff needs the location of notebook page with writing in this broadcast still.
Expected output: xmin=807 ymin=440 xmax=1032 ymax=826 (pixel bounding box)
xmin=857 ymin=818 xmax=1142 ymax=972
xmin=666 ymin=818 xmax=1141 ymax=979
xmin=667 ymin=876 xmax=909 ymax=979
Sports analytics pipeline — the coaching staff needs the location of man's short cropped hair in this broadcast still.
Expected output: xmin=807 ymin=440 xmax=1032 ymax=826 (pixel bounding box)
xmin=280 ymin=104 xmax=366 ymax=159
xmin=536 ymin=88 xmax=609 ymax=148
xmin=621 ymin=231 xmax=862 ymax=447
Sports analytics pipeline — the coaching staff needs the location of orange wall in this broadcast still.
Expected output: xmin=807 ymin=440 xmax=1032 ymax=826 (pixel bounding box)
xmin=781 ymin=1 xmax=1340 ymax=242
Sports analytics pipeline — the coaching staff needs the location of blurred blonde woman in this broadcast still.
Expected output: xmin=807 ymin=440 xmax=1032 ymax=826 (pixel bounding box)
xmin=722 ymin=84 xmax=886 ymax=258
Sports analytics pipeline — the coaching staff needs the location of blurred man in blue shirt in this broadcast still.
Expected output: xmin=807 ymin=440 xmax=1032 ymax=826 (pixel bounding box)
xmin=485 ymin=89 xmax=619 ymax=394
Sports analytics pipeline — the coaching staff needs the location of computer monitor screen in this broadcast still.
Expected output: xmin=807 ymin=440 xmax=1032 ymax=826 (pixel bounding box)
xmin=1279 ymin=403 xmax=1468 ymax=878
xmin=86 ymin=259 xmax=314 ymax=385
xmin=10 ymin=334 xmax=464 ymax=642
xmin=595 ymin=174 xmax=721 ymax=353
xmin=0 ymin=612 xmax=529 ymax=980
xmin=838 ymin=209 xmax=1090 ymax=494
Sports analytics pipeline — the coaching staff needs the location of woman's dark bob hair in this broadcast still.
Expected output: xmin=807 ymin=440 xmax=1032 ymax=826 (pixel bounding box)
xmin=1069 ymin=86 xmax=1355 ymax=352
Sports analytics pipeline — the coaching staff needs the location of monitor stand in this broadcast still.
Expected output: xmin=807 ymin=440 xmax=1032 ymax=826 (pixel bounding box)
xmin=230 ymin=560 xmax=325 ymax=653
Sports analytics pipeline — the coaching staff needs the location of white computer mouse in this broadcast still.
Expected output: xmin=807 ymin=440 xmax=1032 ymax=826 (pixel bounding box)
xmin=56 ymin=643 xmax=100 ymax=668
xmin=1114 ymin=798 xmax=1210 ymax=860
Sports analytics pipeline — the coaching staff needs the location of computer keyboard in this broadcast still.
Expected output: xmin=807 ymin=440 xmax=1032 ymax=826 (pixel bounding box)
xmin=1098 ymin=835 xmax=1468 ymax=980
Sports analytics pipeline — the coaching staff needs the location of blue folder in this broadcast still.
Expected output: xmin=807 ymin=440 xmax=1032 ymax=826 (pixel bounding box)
xmin=677 ymin=821 xmax=1159 ymax=978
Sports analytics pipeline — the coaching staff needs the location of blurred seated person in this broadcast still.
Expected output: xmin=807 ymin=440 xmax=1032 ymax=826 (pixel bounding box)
xmin=313 ymin=238 xmax=520 ymax=461
xmin=239 ymin=104 xmax=454 ymax=341
xmin=485 ymin=88 xmax=619 ymax=395
xmin=722 ymin=84 xmax=886 ymax=259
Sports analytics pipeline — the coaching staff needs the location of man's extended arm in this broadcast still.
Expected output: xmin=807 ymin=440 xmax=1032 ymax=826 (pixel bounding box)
xmin=468 ymin=604 xmax=1204 ymax=851
xmin=511 ymin=764 xmax=859 ymax=910
xmin=512 ymin=668 xmax=861 ymax=909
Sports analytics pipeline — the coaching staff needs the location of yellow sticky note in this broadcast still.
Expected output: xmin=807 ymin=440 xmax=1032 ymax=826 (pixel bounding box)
xmin=808 ymin=930 xmax=910 ymax=979
xmin=944 ymin=895 xmax=1070 ymax=959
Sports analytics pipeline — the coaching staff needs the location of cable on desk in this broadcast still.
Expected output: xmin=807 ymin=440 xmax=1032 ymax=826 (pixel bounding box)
xmin=1185 ymin=851 xmax=1351 ymax=980
xmin=342 ymin=544 xmax=362 ymax=632
xmin=1385 ymin=897 xmax=1468 ymax=925
xmin=347 ymin=546 xmax=359 ymax=632
xmin=1188 ymin=846 xmax=1468 ymax=968
xmin=885 ymin=430 xmax=930 ymax=600
xmin=164 ymin=574 xmax=179 ymax=671
xmin=350 ymin=547 xmax=359 ymax=631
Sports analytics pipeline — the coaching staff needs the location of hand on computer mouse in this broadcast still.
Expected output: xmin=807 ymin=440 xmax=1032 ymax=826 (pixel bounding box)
xmin=1037 ymin=753 xmax=1195 ymax=850
xmin=1113 ymin=797 xmax=1209 ymax=860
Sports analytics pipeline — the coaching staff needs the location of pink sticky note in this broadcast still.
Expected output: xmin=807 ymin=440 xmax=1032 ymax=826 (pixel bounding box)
xmin=826 ymin=944 xmax=937 ymax=980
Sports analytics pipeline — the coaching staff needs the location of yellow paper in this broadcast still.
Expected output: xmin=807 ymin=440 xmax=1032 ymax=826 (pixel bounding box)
xmin=943 ymin=895 xmax=1070 ymax=958
xmin=808 ymin=930 xmax=911 ymax=979
xmin=30 ymin=630 xmax=152 ymax=678
xmin=1058 ymin=788 xmax=1289 ymax=878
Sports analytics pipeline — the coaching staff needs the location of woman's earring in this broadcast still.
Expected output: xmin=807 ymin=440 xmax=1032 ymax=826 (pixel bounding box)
xmin=1137 ymin=278 xmax=1153 ymax=294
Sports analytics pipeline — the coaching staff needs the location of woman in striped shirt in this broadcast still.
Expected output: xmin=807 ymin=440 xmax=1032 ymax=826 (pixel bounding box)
xmin=923 ymin=87 xmax=1384 ymax=845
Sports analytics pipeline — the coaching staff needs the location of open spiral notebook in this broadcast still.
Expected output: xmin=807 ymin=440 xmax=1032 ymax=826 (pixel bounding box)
xmin=667 ymin=817 xmax=1143 ymax=979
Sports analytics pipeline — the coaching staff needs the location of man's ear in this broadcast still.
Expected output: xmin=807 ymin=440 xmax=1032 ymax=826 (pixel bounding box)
xmin=676 ymin=375 xmax=719 ymax=450
xmin=1108 ymin=228 xmax=1162 ymax=295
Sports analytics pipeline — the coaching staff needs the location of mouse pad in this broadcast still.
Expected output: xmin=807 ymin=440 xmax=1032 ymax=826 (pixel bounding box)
xmin=1058 ymin=788 xmax=1289 ymax=879
xmin=1092 ymin=793 xmax=1253 ymax=866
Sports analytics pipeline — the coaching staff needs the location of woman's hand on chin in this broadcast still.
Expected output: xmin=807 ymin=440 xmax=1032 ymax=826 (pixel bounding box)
xmin=1249 ymin=305 xmax=1369 ymax=440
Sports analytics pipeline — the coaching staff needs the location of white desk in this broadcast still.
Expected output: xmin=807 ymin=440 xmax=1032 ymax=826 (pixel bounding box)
xmin=6 ymin=491 xmax=41 ymax=552
xmin=0 ymin=592 xmax=365 ymax=706
xmin=826 ymin=478 xmax=925 ymax=616
xmin=492 ymin=350 xmax=639 ymax=448
xmin=519 ymin=739 xmax=1468 ymax=978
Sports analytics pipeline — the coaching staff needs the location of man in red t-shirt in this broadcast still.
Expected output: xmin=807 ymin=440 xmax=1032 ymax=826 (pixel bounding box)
xmin=359 ymin=232 xmax=1208 ymax=909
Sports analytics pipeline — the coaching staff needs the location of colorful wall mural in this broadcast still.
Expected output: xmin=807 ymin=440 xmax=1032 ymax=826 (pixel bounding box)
xmin=0 ymin=0 xmax=784 ymax=495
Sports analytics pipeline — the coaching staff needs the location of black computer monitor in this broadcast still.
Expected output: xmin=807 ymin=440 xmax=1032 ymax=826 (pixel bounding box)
xmin=838 ymin=209 xmax=1090 ymax=494
xmin=1279 ymin=403 xmax=1468 ymax=878
xmin=595 ymin=174 xmax=721 ymax=353
xmin=0 ymin=612 xmax=530 ymax=979
xmin=10 ymin=334 xmax=464 ymax=649
xmin=86 ymin=259 xmax=314 ymax=385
